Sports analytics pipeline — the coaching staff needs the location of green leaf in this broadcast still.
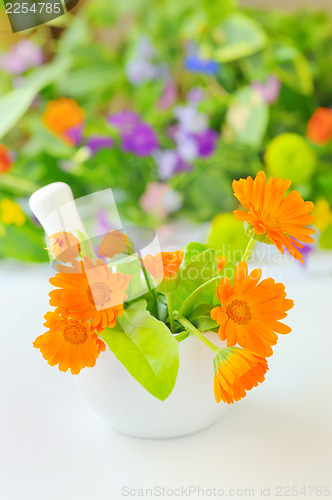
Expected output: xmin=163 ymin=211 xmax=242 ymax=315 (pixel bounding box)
xmin=101 ymin=300 xmax=179 ymax=401
xmin=112 ymin=254 xmax=143 ymax=301
xmin=76 ymin=229 xmax=94 ymax=260
xmin=214 ymin=13 xmax=266 ymax=63
xmin=172 ymin=249 xmax=218 ymax=312
xmin=178 ymin=261 xmax=236 ymax=329
xmin=57 ymin=64 xmax=117 ymax=98
xmin=0 ymin=222 xmax=48 ymax=262
xmin=273 ymin=45 xmax=313 ymax=96
xmin=187 ymin=304 xmax=219 ymax=332
xmin=179 ymin=276 xmax=221 ymax=318
xmin=202 ymin=0 xmax=237 ymax=26
xmin=183 ymin=242 xmax=207 ymax=267
xmin=224 ymin=86 xmax=269 ymax=147
xmin=0 ymin=57 xmax=69 ymax=139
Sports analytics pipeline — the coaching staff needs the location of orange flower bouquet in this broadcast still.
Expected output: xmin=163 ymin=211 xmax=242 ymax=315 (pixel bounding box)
xmin=31 ymin=171 xmax=315 ymax=435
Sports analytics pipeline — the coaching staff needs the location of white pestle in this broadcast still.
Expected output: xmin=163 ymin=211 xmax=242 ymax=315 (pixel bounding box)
xmin=29 ymin=182 xmax=87 ymax=238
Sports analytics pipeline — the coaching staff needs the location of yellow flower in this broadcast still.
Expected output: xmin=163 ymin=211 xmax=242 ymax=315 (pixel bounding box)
xmin=313 ymin=198 xmax=332 ymax=232
xmin=0 ymin=199 xmax=26 ymax=226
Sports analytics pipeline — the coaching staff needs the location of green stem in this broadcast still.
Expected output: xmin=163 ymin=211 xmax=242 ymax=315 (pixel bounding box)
xmin=176 ymin=315 xmax=219 ymax=353
xmin=242 ymin=237 xmax=257 ymax=262
xmin=141 ymin=264 xmax=159 ymax=317
xmin=166 ymin=293 xmax=176 ymax=334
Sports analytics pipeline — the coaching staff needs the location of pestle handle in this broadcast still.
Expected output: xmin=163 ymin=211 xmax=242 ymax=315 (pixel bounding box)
xmin=29 ymin=182 xmax=87 ymax=237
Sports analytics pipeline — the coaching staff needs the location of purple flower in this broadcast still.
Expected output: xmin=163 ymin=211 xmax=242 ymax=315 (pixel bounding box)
xmin=122 ymin=122 xmax=159 ymax=156
xmin=154 ymin=150 xmax=179 ymax=180
xmin=175 ymin=131 xmax=198 ymax=162
xmin=108 ymin=110 xmax=159 ymax=156
xmin=126 ymin=35 xmax=168 ymax=86
xmin=94 ymin=209 xmax=111 ymax=237
xmin=158 ymin=80 xmax=178 ymax=110
xmin=107 ymin=110 xmax=141 ymax=134
xmin=126 ymin=59 xmax=158 ymax=86
xmin=173 ymin=156 xmax=193 ymax=175
xmin=185 ymin=55 xmax=219 ymax=75
xmin=174 ymin=104 xmax=208 ymax=134
xmin=63 ymin=124 xmax=84 ymax=147
xmin=86 ymin=136 xmax=114 ymax=156
xmin=251 ymin=75 xmax=281 ymax=105
xmin=285 ymin=241 xmax=314 ymax=266
xmin=187 ymin=87 xmax=205 ymax=105
xmin=0 ymin=40 xmax=43 ymax=75
xmin=193 ymin=129 xmax=218 ymax=158
xmin=154 ymin=150 xmax=193 ymax=180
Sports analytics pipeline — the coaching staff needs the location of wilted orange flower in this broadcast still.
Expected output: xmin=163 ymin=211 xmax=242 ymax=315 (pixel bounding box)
xmin=213 ymin=347 xmax=268 ymax=404
xmin=42 ymin=97 xmax=85 ymax=145
xmin=142 ymin=250 xmax=184 ymax=283
xmin=98 ymin=230 xmax=135 ymax=258
xmin=306 ymin=107 xmax=332 ymax=146
xmin=233 ymin=170 xmax=315 ymax=263
xmin=33 ymin=311 xmax=105 ymax=375
xmin=217 ymin=256 xmax=227 ymax=274
xmin=49 ymin=256 xmax=131 ymax=332
xmin=48 ymin=231 xmax=81 ymax=262
xmin=0 ymin=145 xmax=13 ymax=174
xmin=211 ymin=261 xmax=294 ymax=357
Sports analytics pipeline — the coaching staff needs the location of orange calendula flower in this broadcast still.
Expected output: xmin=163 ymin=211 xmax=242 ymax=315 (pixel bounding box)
xmin=217 ymin=256 xmax=227 ymax=274
xmin=143 ymin=250 xmax=184 ymax=283
xmin=48 ymin=231 xmax=81 ymax=262
xmin=213 ymin=347 xmax=268 ymax=404
xmin=42 ymin=97 xmax=85 ymax=145
xmin=233 ymin=170 xmax=315 ymax=263
xmin=98 ymin=230 xmax=135 ymax=259
xmin=211 ymin=261 xmax=294 ymax=358
xmin=33 ymin=311 xmax=106 ymax=375
xmin=0 ymin=145 xmax=13 ymax=174
xmin=306 ymin=107 xmax=332 ymax=146
xmin=49 ymin=256 xmax=131 ymax=333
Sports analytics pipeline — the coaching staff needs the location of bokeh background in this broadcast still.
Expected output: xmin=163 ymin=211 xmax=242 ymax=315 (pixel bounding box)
xmin=1 ymin=0 xmax=332 ymax=261
xmin=1 ymin=2 xmax=332 ymax=500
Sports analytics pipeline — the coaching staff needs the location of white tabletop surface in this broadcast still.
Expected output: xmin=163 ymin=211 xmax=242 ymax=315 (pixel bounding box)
xmin=0 ymin=256 xmax=332 ymax=500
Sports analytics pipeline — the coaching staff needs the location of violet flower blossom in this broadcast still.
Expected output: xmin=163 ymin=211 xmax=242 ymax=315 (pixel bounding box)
xmin=0 ymin=39 xmax=43 ymax=75
xmin=86 ymin=136 xmax=114 ymax=156
xmin=126 ymin=35 xmax=168 ymax=86
xmin=121 ymin=122 xmax=159 ymax=156
xmin=107 ymin=110 xmax=141 ymax=134
xmin=155 ymin=89 xmax=218 ymax=179
xmin=251 ymin=76 xmax=281 ymax=105
xmin=108 ymin=111 xmax=159 ymax=156
xmin=158 ymin=80 xmax=178 ymax=110
xmin=63 ymin=124 xmax=84 ymax=147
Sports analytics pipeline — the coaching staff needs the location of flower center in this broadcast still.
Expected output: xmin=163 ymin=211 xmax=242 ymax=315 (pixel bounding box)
xmin=63 ymin=323 xmax=88 ymax=345
xmin=88 ymin=282 xmax=111 ymax=307
xmin=226 ymin=300 xmax=251 ymax=324
xmin=257 ymin=211 xmax=280 ymax=231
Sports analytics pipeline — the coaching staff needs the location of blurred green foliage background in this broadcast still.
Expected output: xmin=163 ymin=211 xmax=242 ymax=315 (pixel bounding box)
xmin=0 ymin=0 xmax=331 ymax=261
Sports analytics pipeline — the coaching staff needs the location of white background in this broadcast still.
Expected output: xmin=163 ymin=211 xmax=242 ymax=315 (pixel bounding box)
xmin=0 ymin=255 xmax=331 ymax=500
